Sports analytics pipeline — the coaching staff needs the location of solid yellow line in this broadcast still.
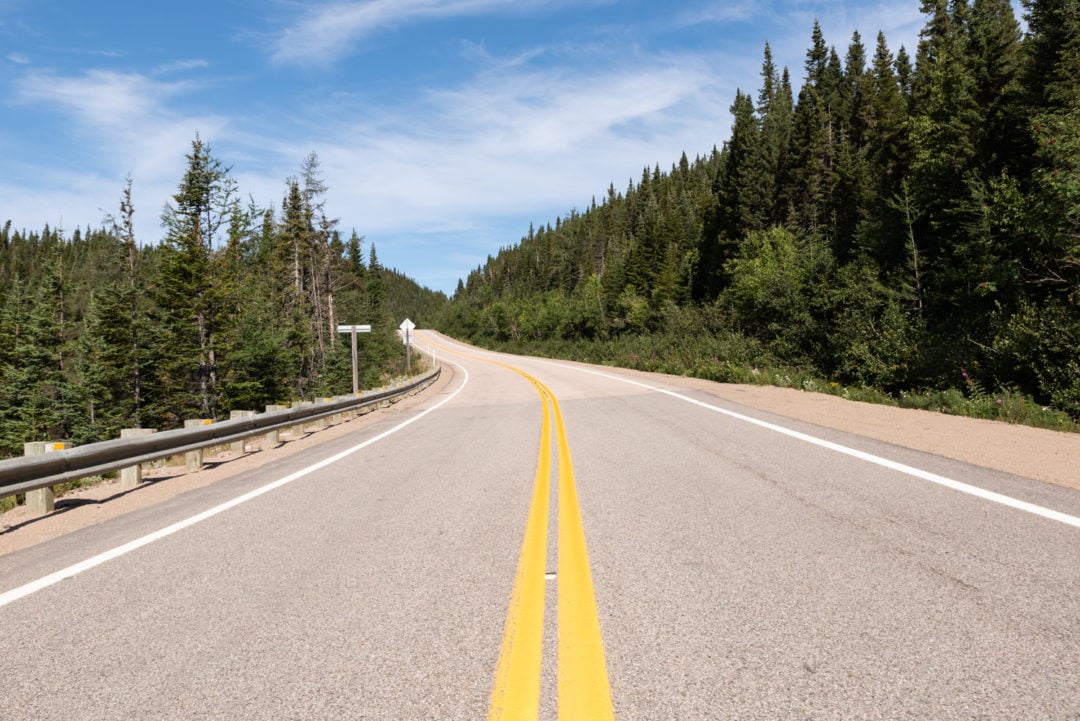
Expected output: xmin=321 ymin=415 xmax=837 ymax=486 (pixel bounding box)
xmin=487 ymin=375 xmax=551 ymax=721
xmin=550 ymin=390 xmax=615 ymax=721
xmin=423 ymin=335 xmax=613 ymax=720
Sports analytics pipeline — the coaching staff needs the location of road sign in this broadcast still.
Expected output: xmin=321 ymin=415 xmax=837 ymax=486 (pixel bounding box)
xmin=400 ymin=318 xmax=415 ymax=370
xmin=337 ymin=324 xmax=371 ymax=333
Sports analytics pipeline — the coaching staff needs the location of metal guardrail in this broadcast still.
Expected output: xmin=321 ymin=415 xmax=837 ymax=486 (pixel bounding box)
xmin=0 ymin=367 xmax=440 ymax=502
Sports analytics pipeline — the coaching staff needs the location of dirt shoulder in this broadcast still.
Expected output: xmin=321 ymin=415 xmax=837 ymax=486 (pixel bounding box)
xmin=2 ymin=364 xmax=1077 ymax=558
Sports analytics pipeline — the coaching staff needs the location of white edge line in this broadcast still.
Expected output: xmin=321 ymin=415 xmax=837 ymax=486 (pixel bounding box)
xmin=0 ymin=363 xmax=471 ymax=609
xmin=548 ymin=362 xmax=1080 ymax=530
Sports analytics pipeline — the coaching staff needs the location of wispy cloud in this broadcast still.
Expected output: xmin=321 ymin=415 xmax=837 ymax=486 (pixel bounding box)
xmin=674 ymin=1 xmax=759 ymax=27
xmin=4 ymin=21 xmax=737 ymax=290
xmin=9 ymin=68 xmax=230 ymax=238
xmin=15 ymin=69 xmax=189 ymax=126
xmin=155 ymin=58 xmax=210 ymax=75
xmin=271 ymin=0 xmax=578 ymax=66
xmin=7 ymin=51 xmax=29 ymax=64
xmin=284 ymin=49 xmax=734 ymax=255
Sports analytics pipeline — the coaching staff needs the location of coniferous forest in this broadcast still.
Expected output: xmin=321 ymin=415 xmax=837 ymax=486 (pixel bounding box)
xmin=443 ymin=0 xmax=1080 ymax=425
xmin=0 ymin=141 xmax=447 ymax=459
xmin=3 ymin=1 xmax=1079 ymax=463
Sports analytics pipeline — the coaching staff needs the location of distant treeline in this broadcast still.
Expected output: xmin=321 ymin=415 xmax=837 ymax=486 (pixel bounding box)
xmin=442 ymin=0 xmax=1080 ymax=419
xmin=0 ymin=140 xmax=447 ymax=458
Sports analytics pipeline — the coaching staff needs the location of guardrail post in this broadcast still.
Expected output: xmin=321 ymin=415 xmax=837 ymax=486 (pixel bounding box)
xmin=314 ymin=398 xmax=333 ymax=429
xmin=24 ymin=441 xmax=69 ymax=516
xmin=263 ymin=405 xmax=285 ymax=447
xmin=290 ymin=401 xmax=312 ymax=437
xmin=228 ymin=411 xmax=256 ymax=454
xmin=119 ymin=428 xmax=156 ymax=489
xmin=183 ymin=419 xmax=212 ymax=472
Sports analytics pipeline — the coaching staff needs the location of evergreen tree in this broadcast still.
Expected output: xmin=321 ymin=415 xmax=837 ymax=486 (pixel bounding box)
xmin=154 ymin=135 xmax=233 ymax=422
xmin=789 ymin=21 xmax=840 ymax=241
xmin=857 ymin=32 xmax=912 ymax=266
xmin=14 ymin=248 xmax=70 ymax=445
xmin=756 ymin=44 xmax=794 ymax=228
xmin=1023 ymin=0 xmax=1080 ymax=295
xmin=968 ymin=0 xmax=1027 ymax=174
xmin=832 ymin=31 xmax=875 ymax=261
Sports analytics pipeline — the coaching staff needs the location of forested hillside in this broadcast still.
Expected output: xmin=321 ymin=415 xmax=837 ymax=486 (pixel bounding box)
xmin=443 ymin=0 xmax=1080 ymax=420
xmin=0 ymin=139 xmax=447 ymax=459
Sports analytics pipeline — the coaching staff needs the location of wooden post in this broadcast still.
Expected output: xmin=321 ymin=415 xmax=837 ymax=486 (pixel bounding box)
xmin=119 ymin=428 xmax=156 ymax=490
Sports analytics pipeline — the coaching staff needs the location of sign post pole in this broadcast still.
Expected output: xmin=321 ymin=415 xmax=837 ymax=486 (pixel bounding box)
xmin=337 ymin=324 xmax=372 ymax=394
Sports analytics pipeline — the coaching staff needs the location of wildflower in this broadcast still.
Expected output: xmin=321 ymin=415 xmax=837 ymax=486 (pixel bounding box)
xmin=995 ymin=398 xmax=1003 ymax=405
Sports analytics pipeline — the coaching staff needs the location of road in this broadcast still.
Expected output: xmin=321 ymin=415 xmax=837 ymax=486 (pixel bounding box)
xmin=1 ymin=331 xmax=1078 ymax=720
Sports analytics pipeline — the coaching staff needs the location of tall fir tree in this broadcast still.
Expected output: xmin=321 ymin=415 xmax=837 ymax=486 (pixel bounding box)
xmin=154 ymin=135 xmax=233 ymax=422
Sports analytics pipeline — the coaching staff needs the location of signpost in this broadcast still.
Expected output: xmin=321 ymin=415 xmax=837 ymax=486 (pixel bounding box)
xmin=337 ymin=324 xmax=372 ymax=394
xmin=399 ymin=318 xmax=416 ymax=372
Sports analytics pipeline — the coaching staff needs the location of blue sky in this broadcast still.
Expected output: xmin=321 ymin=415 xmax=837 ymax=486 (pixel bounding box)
xmin=1 ymin=1 xmax=934 ymax=294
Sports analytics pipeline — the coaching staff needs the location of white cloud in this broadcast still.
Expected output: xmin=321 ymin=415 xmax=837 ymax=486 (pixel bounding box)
xmin=674 ymin=1 xmax=759 ymax=26
xmin=9 ymin=68 xmax=231 ymax=242
xmin=270 ymin=0 xmax=591 ymax=66
xmin=256 ymin=49 xmax=737 ymax=290
xmin=15 ymin=69 xmax=190 ymax=127
xmin=7 ymin=51 xmax=29 ymax=64
xmin=4 ymin=29 xmax=739 ymax=292
xmin=308 ymin=52 xmax=728 ymax=226
xmin=154 ymin=58 xmax=210 ymax=75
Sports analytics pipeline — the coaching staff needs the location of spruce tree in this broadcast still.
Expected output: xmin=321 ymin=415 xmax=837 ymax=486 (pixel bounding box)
xmin=1024 ymin=0 xmax=1080 ymax=295
xmin=858 ymin=32 xmax=912 ymax=266
xmin=967 ymin=0 xmax=1026 ymax=174
xmin=155 ymin=135 xmax=232 ymax=422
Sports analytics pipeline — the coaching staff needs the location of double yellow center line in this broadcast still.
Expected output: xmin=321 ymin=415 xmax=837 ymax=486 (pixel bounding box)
xmin=417 ymin=335 xmax=614 ymax=718
xmin=487 ymin=364 xmax=615 ymax=721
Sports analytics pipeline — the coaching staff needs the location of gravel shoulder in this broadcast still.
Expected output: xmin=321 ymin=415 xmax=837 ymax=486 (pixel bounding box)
xmin=2 ymin=363 xmax=1077 ymax=558
xmin=654 ymin=372 xmax=1080 ymax=491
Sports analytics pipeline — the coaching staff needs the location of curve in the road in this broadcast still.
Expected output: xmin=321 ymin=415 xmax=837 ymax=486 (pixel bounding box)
xmin=427 ymin=336 xmax=616 ymax=721
xmin=0 ymin=365 xmax=472 ymax=610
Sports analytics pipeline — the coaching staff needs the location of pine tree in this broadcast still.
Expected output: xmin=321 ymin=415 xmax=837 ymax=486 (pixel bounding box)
xmin=757 ymin=43 xmax=794 ymax=228
xmin=16 ymin=247 xmax=70 ymax=444
xmin=1024 ymin=0 xmax=1080 ymax=294
xmin=967 ymin=0 xmax=1026 ymax=174
xmin=908 ymin=0 xmax=988 ymax=336
xmin=154 ymin=135 xmax=233 ymax=422
xmin=105 ymin=177 xmax=147 ymax=427
xmin=831 ymin=31 xmax=875 ymax=261
xmin=789 ymin=21 xmax=841 ymax=241
xmin=858 ymin=32 xmax=912 ymax=266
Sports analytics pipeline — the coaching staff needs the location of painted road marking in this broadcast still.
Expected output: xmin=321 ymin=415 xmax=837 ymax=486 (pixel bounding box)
xmin=551 ymin=362 xmax=1080 ymax=530
xmin=419 ymin=335 xmax=614 ymax=721
xmin=487 ymin=373 xmax=551 ymax=721
xmin=550 ymin=385 xmax=615 ymax=721
xmin=0 ymin=366 xmax=471 ymax=609
xmin=491 ymin=370 xmax=615 ymax=721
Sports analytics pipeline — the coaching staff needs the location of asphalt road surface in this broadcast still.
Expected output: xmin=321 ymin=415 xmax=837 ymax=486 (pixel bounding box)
xmin=1 ymin=331 xmax=1078 ymax=721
